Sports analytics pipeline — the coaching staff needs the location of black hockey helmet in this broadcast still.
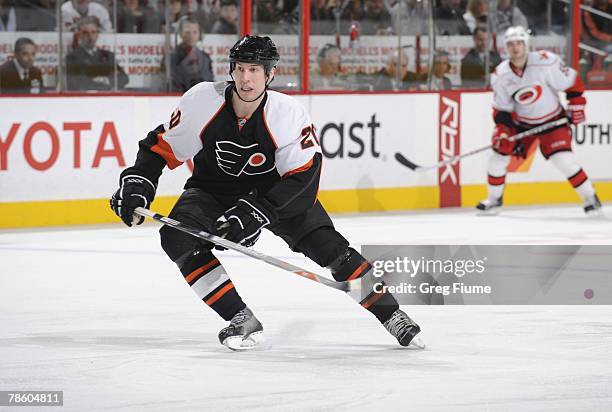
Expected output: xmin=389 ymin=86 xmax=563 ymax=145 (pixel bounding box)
xmin=229 ymin=35 xmax=280 ymax=77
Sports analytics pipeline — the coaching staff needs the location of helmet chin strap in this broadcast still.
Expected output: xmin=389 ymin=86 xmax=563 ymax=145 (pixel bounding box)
xmin=230 ymin=73 xmax=274 ymax=103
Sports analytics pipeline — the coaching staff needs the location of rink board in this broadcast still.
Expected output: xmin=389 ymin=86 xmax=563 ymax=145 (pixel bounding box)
xmin=0 ymin=90 xmax=610 ymax=227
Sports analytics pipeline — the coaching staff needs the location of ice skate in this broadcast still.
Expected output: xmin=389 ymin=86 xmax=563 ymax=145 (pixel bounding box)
xmin=476 ymin=197 xmax=503 ymax=215
xmin=384 ymin=309 xmax=425 ymax=349
xmin=218 ymin=307 xmax=264 ymax=351
xmin=584 ymin=195 xmax=603 ymax=217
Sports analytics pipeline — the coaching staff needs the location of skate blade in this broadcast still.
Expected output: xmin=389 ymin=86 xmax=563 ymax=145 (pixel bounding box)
xmin=222 ymin=331 xmax=265 ymax=352
xmin=585 ymin=209 xmax=605 ymax=219
xmin=409 ymin=335 xmax=426 ymax=350
xmin=476 ymin=208 xmax=500 ymax=216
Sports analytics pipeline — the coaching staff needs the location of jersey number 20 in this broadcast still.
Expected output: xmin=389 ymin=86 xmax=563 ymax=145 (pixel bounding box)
xmin=300 ymin=125 xmax=319 ymax=150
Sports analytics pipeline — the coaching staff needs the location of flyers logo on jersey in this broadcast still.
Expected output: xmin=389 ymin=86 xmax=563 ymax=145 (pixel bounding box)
xmin=215 ymin=141 xmax=275 ymax=177
xmin=512 ymin=85 xmax=543 ymax=105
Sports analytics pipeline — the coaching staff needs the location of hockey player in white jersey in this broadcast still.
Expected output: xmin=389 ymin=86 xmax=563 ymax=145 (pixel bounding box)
xmin=110 ymin=35 xmax=422 ymax=350
xmin=477 ymin=26 xmax=602 ymax=215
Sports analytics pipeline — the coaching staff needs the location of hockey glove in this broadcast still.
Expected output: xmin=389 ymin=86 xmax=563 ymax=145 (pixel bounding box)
xmin=512 ymin=140 xmax=527 ymax=159
xmin=214 ymin=195 xmax=278 ymax=248
xmin=110 ymin=174 xmax=156 ymax=227
xmin=567 ymin=96 xmax=586 ymax=124
xmin=491 ymin=124 xmax=517 ymax=156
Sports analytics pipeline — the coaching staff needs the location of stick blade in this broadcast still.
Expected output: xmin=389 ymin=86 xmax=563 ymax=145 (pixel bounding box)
xmin=394 ymin=152 xmax=420 ymax=171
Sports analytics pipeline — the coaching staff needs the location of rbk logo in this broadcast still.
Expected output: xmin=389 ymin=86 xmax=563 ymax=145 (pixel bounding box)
xmin=215 ymin=141 xmax=275 ymax=177
xmin=440 ymin=96 xmax=459 ymax=185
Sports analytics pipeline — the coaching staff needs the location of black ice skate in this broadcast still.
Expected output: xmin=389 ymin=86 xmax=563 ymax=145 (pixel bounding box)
xmin=383 ymin=309 xmax=425 ymax=349
xmin=218 ymin=307 xmax=264 ymax=351
xmin=476 ymin=197 xmax=503 ymax=215
xmin=584 ymin=194 xmax=603 ymax=217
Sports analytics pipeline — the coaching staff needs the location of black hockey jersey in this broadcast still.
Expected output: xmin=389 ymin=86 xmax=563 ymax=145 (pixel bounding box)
xmin=125 ymin=81 xmax=322 ymax=219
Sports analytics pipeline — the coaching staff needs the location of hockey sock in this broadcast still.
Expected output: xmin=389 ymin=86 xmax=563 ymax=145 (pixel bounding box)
xmin=549 ymin=152 xmax=596 ymax=200
xmin=179 ymin=250 xmax=246 ymax=321
xmin=486 ymin=152 xmax=511 ymax=200
xmin=329 ymin=248 xmax=398 ymax=324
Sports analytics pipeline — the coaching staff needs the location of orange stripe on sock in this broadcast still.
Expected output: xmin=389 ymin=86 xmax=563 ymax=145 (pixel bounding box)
xmin=347 ymin=261 xmax=369 ymax=281
xmin=568 ymin=169 xmax=587 ymax=188
xmin=488 ymin=174 xmax=506 ymax=186
xmin=361 ymin=291 xmax=384 ymax=309
xmin=205 ymin=283 xmax=234 ymax=306
xmin=185 ymin=258 xmax=220 ymax=284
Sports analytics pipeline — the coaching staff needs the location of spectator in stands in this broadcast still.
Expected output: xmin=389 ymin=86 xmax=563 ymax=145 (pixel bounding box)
xmin=463 ymin=0 xmax=488 ymax=33
xmin=310 ymin=0 xmax=330 ymax=18
xmin=0 ymin=37 xmax=43 ymax=93
xmin=160 ymin=0 xmax=189 ymax=33
xmin=370 ymin=48 xmax=426 ymax=91
xmin=514 ymin=1 xmax=566 ymax=34
xmin=0 ymin=0 xmax=23 ymax=31
xmin=18 ymin=0 xmax=56 ymax=31
xmin=164 ymin=16 xmax=214 ymax=92
xmin=278 ymin=0 xmax=299 ymax=33
xmin=310 ymin=0 xmax=335 ymax=34
xmin=435 ymin=0 xmax=470 ymax=35
xmin=280 ymin=0 xmax=299 ymax=17
xmin=460 ymin=26 xmax=501 ymax=88
xmin=309 ymin=43 xmax=347 ymax=90
xmin=192 ymin=0 xmax=216 ymax=33
xmin=389 ymin=0 xmax=427 ymax=35
xmin=211 ymin=0 xmax=238 ymax=34
xmin=117 ymin=0 xmax=161 ymax=33
xmin=429 ymin=50 xmax=453 ymax=90
xmin=66 ymin=17 xmax=128 ymax=90
xmin=514 ymin=1 xmax=542 ymax=33
xmin=582 ymin=0 xmax=612 ymax=53
xmin=494 ymin=0 xmax=528 ymax=33
xmin=359 ymin=0 xmax=392 ymax=35
xmin=253 ymin=0 xmax=282 ymax=34
xmin=62 ymin=0 xmax=113 ymax=32
xmin=312 ymin=0 xmax=361 ymax=35
xmin=310 ymin=0 xmax=333 ymax=19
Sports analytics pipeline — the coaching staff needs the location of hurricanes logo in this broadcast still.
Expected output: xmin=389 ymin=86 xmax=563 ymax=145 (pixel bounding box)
xmin=512 ymin=85 xmax=543 ymax=105
xmin=215 ymin=141 xmax=275 ymax=177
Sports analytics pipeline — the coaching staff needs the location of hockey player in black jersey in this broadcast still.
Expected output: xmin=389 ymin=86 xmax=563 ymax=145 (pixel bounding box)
xmin=110 ymin=35 xmax=422 ymax=350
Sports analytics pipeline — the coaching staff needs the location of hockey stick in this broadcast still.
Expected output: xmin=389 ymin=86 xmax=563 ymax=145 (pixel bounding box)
xmin=395 ymin=117 xmax=569 ymax=172
xmin=134 ymin=207 xmax=359 ymax=295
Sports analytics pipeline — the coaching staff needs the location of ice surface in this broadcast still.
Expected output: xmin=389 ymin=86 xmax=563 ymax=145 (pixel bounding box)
xmin=1 ymin=205 xmax=611 ymax=411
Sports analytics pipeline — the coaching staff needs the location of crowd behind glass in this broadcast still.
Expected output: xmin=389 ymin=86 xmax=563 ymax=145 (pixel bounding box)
xmin=0 ymin=0 xmax=610 ymax=94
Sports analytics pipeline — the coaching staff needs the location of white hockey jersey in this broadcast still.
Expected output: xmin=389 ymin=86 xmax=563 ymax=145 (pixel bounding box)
xmin=126 ymin=81 xmax=323 ymax=217
xmin=162 ymin=81 xmax=320 ymax=177
xmin=491 ymin=51 xmax=581 ymax=126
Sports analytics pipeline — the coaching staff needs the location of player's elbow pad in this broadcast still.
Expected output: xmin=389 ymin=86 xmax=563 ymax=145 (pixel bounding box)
xmin=494 ymin=110 xmax=515 ymax=129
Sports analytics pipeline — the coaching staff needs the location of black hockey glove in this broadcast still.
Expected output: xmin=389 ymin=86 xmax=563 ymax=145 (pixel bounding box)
xmin=214 ymin=195 xmax=278 ymax=247
xmin=110 ymin=174 xmax=156 ymax=227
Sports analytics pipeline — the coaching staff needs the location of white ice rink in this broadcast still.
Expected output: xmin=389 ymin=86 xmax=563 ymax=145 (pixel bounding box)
xmin=1 ymin=205 xmax=611 ymax=411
